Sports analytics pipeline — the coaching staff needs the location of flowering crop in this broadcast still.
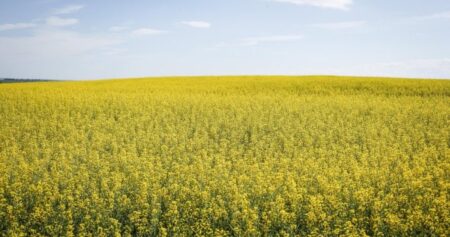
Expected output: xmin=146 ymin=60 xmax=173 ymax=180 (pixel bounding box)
xmin=0 ymin=76 xmax=449 ymax=236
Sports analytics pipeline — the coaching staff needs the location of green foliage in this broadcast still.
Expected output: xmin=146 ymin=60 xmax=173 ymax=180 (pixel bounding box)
xmin=0 ymin=76 xmax=449 ymax=236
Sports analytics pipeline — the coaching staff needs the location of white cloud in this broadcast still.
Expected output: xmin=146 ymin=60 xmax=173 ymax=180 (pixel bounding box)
xmin=53 ymin=5 xmax=84 ymax=15
xmin=311 ymin=20 xmax=366 ymax=29
xmin=0 ymin=23 xmax=36 ymax=31
xmin=271 ymin=0 xmax=352 ymax=10
xmin=131 ymin=28 xmax=166 ymax=36
xmin=417 ymin=11 xmax=450 ymax=20
xmin=356 ymin=59 xmax=450 ymax=79
xmin=377 ymin=59 xmax=450 ymax=72
xmin=0 ymin=29 xmax=121 ymax=59
xmin=103 ymin=48 xmax=128 ymax=56
xmin=0 ymin=28 xmax=124 ymax=79
xmin=241 ymin=34 xmax=303 ymax=46
xmin=181 ymin=21 xmax=211 ymax=28
xmin=109 ymin=26 xmax=129 ymax=32
xmin=46 ymin=16 xmax=79 ymax=27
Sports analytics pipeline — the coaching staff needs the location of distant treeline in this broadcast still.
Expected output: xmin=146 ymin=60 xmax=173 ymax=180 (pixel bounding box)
xmin=0 ymin=78 xmax=56 ymax=83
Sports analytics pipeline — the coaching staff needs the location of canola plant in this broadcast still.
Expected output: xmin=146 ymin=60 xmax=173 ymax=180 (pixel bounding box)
xmin=0 ymin=76 xmax=449 ymax=236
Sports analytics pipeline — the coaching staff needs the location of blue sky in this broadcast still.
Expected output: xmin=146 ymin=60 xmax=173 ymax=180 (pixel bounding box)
xmin=0 ymin=0 xmax=449 ymax=79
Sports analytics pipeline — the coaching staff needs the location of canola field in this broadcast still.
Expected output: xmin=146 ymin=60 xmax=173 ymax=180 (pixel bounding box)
xmin=0 ymin=76 xmax=449 ymax=236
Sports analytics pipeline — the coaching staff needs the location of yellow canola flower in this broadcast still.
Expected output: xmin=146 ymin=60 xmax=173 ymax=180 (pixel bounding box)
xmin=0 ymin=76 xmax=449 ymax=236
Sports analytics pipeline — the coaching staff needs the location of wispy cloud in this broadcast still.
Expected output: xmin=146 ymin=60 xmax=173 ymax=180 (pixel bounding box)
xmin=0 ymin=29 xmax=121 ymax=58
xmin=416 ymin=11 xmax=450 ymax=20
xmin=53 ymin=5 xmax=84 ymax=15
xmin=0 ymin=26 xmax=123 ymax=79
xmin=311 ymin=20 xmax=366 ymax=30
xmin=46 ymin=16 xmax=79 ymax=27
xmin=359 ymin=58 xmax=450 ymax=78
xmin=376 ymin=58 xmax=450 ymax=71
xmin=131 ymin=28 xmax=166 ymax=36
xmin=181 ymin=21 xmax=211 ymax=28
xmin=271 ymin=0 xmax=352 ymax=10
xmin=109 ymin=26 xmax=129 ymax=32
xmin=241 ymin=34 xmax=303 ymax=46
xmin=0 ymin=22 xmax=36 ymax=31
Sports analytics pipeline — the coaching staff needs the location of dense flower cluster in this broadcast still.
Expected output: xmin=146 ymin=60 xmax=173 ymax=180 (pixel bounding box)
xmin=0 ymin=76 xmax=449 ymax=236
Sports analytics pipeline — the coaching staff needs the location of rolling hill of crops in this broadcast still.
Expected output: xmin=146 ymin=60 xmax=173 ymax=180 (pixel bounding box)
xmin=0 ymin=76 xmax=449 ymax=236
